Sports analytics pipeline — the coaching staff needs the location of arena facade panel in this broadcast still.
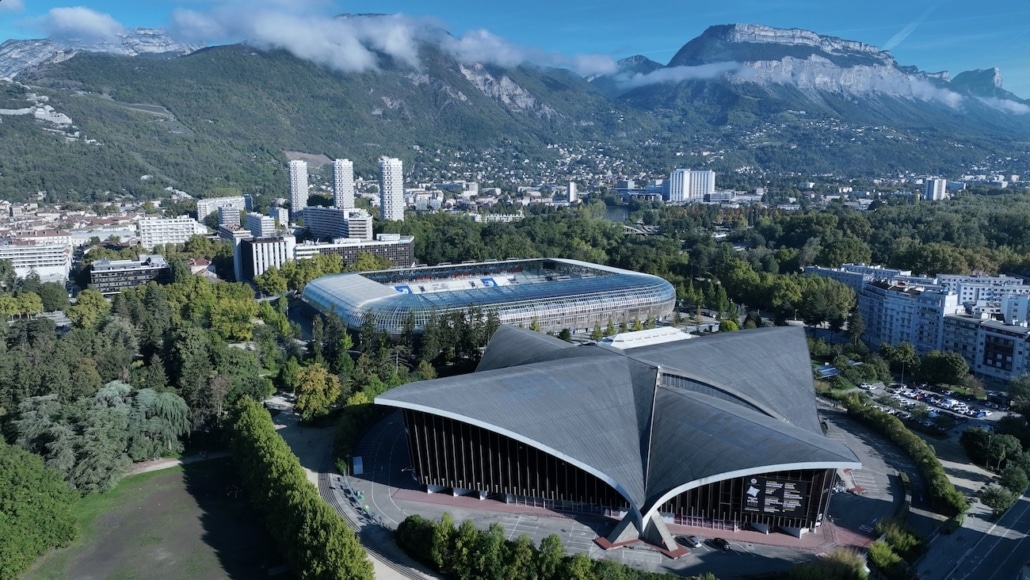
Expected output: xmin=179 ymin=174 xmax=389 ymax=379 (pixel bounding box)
xmin=301 ymin=258 xmax=676 ymax=336
xmin=375 ymin=325 xmax=861 ymax=551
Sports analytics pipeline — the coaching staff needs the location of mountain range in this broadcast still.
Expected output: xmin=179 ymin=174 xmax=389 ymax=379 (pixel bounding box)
xmin=0 ymin=21 xmax=1027 ymax=203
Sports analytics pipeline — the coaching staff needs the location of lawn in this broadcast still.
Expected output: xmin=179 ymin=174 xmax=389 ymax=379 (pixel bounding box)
xmin=26 ymin=458 xmax=285 ymax=580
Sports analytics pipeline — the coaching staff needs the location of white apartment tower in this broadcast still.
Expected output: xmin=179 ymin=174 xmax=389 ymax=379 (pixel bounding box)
xmin=668 ymin=169 xmax=716 ymax=202
xmin=333 ymin=159 xmax=355 ymax=209
xmin=568 ymin=181 xmax=578 ymax=203
xmin=378 ymin=156 xmax=405 ymax=222
xmin=289 ymin=160 xmax=309 ymax=218
xmin=925 ymin=178 xmax=949 ymax=201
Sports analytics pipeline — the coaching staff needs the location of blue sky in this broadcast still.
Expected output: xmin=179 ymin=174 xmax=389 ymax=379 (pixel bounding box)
xmin=2 ymin=0 xmax=1030 ymax=97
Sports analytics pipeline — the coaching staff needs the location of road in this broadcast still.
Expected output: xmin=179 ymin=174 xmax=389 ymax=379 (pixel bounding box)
xmin=918 ymin=491 xmax=1030 ymax=580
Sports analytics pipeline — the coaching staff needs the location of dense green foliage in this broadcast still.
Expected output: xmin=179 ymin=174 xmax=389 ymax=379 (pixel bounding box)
xmin=227 ymin=398 xmax=372 ymax=580
xmin=394 ymin=513 xmax=714 ymax=580
xmin=787 ymin=548 xmax=867 ymax=580
xmin=13 ymin=381 xmax=189 ymax=494
xmin=0 ymin=440 xmax=78 ymax=580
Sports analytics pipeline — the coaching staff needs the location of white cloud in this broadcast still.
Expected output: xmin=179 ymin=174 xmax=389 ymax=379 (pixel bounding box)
xmin=168 ymin=9 xmax=614 ymax=76
xmin=41 ymin=7 xmax=124 ymax=41
xmin=616 ymin=62 xmax=742 ymax=89
xmin=977 ymin=96 xmax=1030 ymax=115
xmin=0 ymin=0 xmax=25 ymax=13
xmin=878 ymin=76 xmax=965 ymax=108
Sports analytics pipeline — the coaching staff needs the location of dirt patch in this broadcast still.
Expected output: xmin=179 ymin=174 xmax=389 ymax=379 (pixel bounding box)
xmin=283 ymin=150 xmax=332 ymax=168
xmin=27 ymin=459 xmax=284 ymax=580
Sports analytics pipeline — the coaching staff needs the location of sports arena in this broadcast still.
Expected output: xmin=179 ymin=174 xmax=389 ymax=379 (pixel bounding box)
xmin=301 ymin=258 xmax=676 ymax=335
xmin=375 ymin=325 xmax=861 ymax=552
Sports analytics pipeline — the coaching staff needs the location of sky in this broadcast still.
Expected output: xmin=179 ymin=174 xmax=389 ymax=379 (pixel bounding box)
xmin=2 ymin=0 xmax=1030 ymax=97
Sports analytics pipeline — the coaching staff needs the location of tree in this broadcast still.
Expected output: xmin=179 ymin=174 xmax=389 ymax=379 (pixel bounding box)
xmin=1000 ymin=464 xmax=1029 ymax=494
xmin=295 ymin=363 xmax=342 ymax=422
xmin=537 ymin=534 xmax=565 ymax=580
xmin=845 ymin=311 xmax=865 ymax=345
xmin=720 ymin=319 xmax=739 ymax=332
xmin=0 ymin=441 xmax=78 ymax=579
xmin=590 ymin=322 xmax=603 ymax=341
xmin=68 ymin=288 xmax=110 ymax=328
xmin=980 ymin=484 xmax=1018 ymax=517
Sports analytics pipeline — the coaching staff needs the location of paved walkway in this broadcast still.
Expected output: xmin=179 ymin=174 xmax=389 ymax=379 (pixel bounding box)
xmin=126 ymin=451 xmax=230 ymax=475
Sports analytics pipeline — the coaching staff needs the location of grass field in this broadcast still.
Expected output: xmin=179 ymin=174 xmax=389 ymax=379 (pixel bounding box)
xmin=26 ymin=458 xmax=285 ymax=580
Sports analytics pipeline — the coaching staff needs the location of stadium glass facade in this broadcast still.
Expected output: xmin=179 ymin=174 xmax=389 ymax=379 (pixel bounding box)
xmin=302 ymin=258 xmax=676 ymax=335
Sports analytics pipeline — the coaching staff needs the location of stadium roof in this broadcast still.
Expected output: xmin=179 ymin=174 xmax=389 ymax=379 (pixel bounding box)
xmin=376 ymin=325 xmax=860 ymax=519
xmin=301 ymin=258 xmax=676 ymax=333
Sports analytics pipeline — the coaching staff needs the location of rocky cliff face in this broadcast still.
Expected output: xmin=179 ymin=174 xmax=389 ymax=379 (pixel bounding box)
xmin=638 ymin=23 xmax=1026 ymax=111
xmin=0 ymin=28 xmax=199 ymax=79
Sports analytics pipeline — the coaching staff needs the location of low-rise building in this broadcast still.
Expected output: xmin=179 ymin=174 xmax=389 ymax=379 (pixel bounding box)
xmin=89 ymin=254 xmax=171 ymax=295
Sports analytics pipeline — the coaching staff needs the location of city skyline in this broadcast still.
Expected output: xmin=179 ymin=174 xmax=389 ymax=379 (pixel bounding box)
xmin=1 ymin=1 xmax=1029 ymax=97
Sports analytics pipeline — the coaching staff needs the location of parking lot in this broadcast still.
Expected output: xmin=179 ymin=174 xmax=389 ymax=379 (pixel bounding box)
xmin=859 ymin=383 xmax=1009 ymax=435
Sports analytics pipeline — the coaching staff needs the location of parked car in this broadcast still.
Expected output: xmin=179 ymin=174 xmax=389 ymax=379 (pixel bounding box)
xmin=710 ymin=537 xmax=731 ymax=552
xmin=676 ymin=535 xmax=702 ymax=548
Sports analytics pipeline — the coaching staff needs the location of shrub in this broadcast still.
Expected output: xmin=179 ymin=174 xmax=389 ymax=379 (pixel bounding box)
xmin=789 ymin=548 xmax=868 ymax=580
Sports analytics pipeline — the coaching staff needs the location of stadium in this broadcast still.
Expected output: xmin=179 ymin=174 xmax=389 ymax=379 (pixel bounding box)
xmin=375 ymin=325 xmax=861 ymax=552
xmin=301 ymin=258 xmax=676 ymax=335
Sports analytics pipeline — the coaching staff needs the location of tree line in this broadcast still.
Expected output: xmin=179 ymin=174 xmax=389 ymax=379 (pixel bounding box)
xmin=227 ymin=398 xmax=372 ymax=579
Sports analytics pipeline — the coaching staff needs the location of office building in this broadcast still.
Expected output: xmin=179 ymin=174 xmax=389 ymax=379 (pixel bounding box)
xmin=239 ymin=236 xmax=297 ymax=282
xmin=246 ymin=213 xmax=277 ymax=238
xmin=379 ymin=156 xmax=405 ymax=222
xmin=376 ymin=326 xmax=858 ymax=551
xmin=289 ymin=160 xmax=309 ymax=218
xmin=218 ymin=224 xmax=253 ymax=282
xmin=343 ymin=209 xmax=373 ymax=240
xmin=138 ymin=216 xmax=209 ymax=250
xmin=293 ymin=233 xmax=414 ymax=270
xmin=333 ymin=159 xmax=355 ymax=209
xmin=89 ymin=255 xmax=171 ymax=295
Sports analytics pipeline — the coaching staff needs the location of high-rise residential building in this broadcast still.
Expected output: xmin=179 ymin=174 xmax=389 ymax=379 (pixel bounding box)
xmin=333 ymin=159 xmax=355 ymax=209
xmin=289 ymin=160 xmax=309 ymax=218
xmin=138 ymin=216 xmax=209 ymax=250
xmin=217 ymin=206 xmax=242 ymax=227
xmin=246 ymin=213 xmax=277 ymax=238
xmin=378 ymin=156 xmax=405 ymax=222
xmin=196 ymin=196 xmax=247 ymax=220
xmin=568 ymin=181 xmax=578 ymax=203
xmin=668 ymin=169 xmax=716 ymax=202
xmin=924 ymin=178 xmax=949 ymax=201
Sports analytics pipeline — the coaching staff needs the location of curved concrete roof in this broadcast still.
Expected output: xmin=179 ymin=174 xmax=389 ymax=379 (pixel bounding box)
xmin=376 ymin=325 xmax=860 ymax=516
